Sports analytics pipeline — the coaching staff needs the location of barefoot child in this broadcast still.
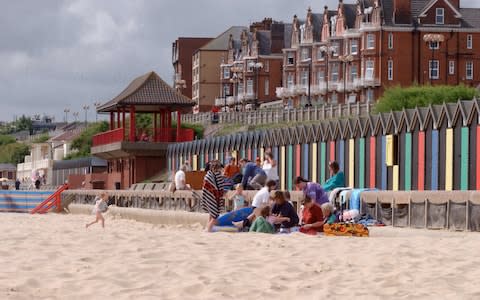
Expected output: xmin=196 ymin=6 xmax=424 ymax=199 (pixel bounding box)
xmin=86 ymin=192 xmax=109 ymax=229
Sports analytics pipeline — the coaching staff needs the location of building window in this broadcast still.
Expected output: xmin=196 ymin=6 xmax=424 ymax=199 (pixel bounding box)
xmin=350 ymin=65 xmax=358 ymax=82
xmin=429 ymin=60 xmax=439 ymax=79
xmin=264 ymin=79 xmax=269 ymax=96
xmin=388 ymin=60 xmax=393 ymax=81
xmin=449 ymin=61 xmax=455 ymax=75
xmin=316 ymin=71 xmax=325 ymax=84
xmin=287 ymin=52 xmax=295 ymax=65
xmin=247 ymin=79 xmax=254 ymax=95
xmin=301 ymin=48 xmax=310 ymax=61
xmin=350 ymin=40 xmax=358 ymax=55
xmin=365 ymin=60 xmax=374 ymax=80
xmin=287 ymin=74 xmax=294 ymax=88
xmin=246 ymin=61 xmax=253 ymax=72
xmin=331 ymin=64 xmax=339 ymax=81
xmin=436 ymin=8 xmax=444 ymax=25
xmin=366 ymin=89 xmax=374 ymax=102
xmin=317 ymin=48 xmax=325 ymax=60
xmin=466 ymin=61 xmax=474 ymax=80
xmin=223 ymin=67 xmax=230 ymax=79
xmin=331 ymin=92 xmax=338 ymax=104
xmin=223 ymin=85 xmax=230 ymax=97
xmin=367 ymin=34 xmax=375 ymax=49
xmin=301 ymin=71 xmax=309 ymax=86
xmin=265 ymin=61 xmax=270 ymax=72
xmin=467 ymin=35 xmax=473 ymax=49
xmin=332 ymin=42 xmax=340 ymax=56
xmin=388 ymin=33 xmax=394 ymax=49
xmin=238 ymin=83 xmax=244 ymax=96
xmin=429 ymin=41 xmax=440 ymax=49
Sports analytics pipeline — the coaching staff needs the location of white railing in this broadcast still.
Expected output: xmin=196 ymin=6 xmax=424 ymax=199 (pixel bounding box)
xmin=354 ymin=78 xmax=381 ymax=88
xmin=176 ymin=102 xmax=375 ymax=126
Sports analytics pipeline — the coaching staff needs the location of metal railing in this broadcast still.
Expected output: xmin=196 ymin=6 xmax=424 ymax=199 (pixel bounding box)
xmin=175 ymin=102 xmax=374 ymax=125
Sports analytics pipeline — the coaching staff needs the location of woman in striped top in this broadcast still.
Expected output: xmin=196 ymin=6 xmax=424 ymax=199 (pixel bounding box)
xmin=201 ymin=160 xmax=226 ymax=232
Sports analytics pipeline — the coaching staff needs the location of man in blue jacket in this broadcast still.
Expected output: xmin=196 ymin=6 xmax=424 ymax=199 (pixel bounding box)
xmin=239 ymin=158 xmax=267 ymax=190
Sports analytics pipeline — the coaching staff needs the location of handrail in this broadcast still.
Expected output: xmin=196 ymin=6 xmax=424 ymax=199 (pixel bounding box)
xmin=30 ymin=184 xmax=69 ymax=214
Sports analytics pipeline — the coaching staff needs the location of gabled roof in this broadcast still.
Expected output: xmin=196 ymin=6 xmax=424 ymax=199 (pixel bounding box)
xmin=200 ymin=26 xmax=247 ymax=51
xmin=97 ymin=71 xmax=195 ymax=113
xmin=418 ymin=0 xmax=462 ymax=19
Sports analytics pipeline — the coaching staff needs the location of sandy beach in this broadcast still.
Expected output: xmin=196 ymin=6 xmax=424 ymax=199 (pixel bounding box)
xmin=1 ymin=212 xmax=480 ymax=300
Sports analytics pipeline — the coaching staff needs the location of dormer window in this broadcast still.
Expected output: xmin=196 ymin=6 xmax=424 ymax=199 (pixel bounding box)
xmin=436 ymin=8 xmax=444 ymax=25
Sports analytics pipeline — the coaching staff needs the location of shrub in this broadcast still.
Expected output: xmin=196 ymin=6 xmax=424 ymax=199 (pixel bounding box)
xmin=375 ymin=85 xmax=479 ymax=113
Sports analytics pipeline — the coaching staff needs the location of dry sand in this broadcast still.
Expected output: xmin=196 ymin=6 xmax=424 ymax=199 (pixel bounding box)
xmin=1 ymin=212 xmax=480 ymax=300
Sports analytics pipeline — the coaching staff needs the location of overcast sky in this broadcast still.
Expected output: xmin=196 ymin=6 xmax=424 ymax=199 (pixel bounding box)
xmin=1 ymin=0 xmax=479 ymax=122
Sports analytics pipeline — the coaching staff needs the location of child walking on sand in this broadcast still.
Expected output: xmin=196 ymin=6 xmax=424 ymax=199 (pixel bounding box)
xmin=86 ymin=192 xmax=109 ymax=229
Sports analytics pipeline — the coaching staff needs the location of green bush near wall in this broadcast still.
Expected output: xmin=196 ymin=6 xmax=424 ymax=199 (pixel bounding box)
xmin=65 ymin=121 xmax=109 ymax=160
xmin=375 ymin=85 xmax=479 ymax=113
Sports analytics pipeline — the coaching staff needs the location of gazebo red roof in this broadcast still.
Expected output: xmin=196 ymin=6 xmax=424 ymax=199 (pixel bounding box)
xmin=97 ymin=71 xmax=195 ymax=113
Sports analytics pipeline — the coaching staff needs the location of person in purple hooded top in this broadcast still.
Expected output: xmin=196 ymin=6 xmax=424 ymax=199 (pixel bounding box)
xmin=295 ymin=176 xmax=329 ymax=206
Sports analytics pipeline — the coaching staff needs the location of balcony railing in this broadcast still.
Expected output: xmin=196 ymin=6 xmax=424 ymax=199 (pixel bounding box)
xmin=154 ymin=128 xmax=194 ymax=143
xmin=354 ymin=78 xmax=381 ymax=88
xmin=93 ymin=128 xmax=125 ymax=147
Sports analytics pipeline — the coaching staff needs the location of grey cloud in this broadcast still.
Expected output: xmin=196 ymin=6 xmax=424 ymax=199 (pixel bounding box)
xmin=0 ymin=0 xmax=478 ymax=121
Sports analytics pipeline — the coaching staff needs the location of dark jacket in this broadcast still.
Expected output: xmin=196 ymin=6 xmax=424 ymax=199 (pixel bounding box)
xmin=272 ymin=202 xmax=299 ymax=228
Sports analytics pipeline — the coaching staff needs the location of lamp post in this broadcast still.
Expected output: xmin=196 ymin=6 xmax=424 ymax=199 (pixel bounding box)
xmin=63 ymin=108 xmax=70 ymax=123
xmin=301 ymin=58 xmax=313 ymax=107
xmin=340 ymin=54 xmax=354 ymax=103
xmin=82 ymin=105 xmax=89 ymax=125
xmin=423 ymin=34 xmax=444 ymax=85
xmin=73 ymin=112 xmax=79 ymax=122
xmin=248 ymin=61 xmax=263 ymax=110
xmin=93 ymin=101 xmax=102 ymax=122
xmin=319 ymin=45 xmax=336 ymax=103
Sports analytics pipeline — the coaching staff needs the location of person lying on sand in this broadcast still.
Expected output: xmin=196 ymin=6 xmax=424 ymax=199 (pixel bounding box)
xmin=86 ymin=192 xmax=109 ymax=229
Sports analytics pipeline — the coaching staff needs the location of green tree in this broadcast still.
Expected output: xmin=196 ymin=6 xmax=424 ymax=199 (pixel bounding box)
xmin=375 ymin=85 xmax=479 ymax=113
xmin=0 ymin=143 xmax=30 ymax=165
xmin=15 ymin=115 xmax=33 ymax=133
xmin=65 ymin=121 xmax=109 ymax=159
xmin=0 ymin=134 xmax=16 ymax=146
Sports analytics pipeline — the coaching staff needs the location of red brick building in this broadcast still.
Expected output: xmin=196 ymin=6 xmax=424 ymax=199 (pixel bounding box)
xmin=172 ymin=37 xmax=213 ymax=99
xmin=276 ymin=0 xmax=480 ymax=107
xmin=216 ymin=19 xmax=291 ymax=111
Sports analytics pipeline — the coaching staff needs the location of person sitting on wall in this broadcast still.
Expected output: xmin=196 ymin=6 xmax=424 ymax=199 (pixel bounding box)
xmin=295 ymin=176 xmax=329 ymax=206
xmin=322 ymin=161 xmax=345 ymax=192
xmin=175 ymin=164 xmax=191 ymax=191
xmin=224 ymin=157 xmax=242 ymax=184
xmin=239 ymin=158 xmax=267 ymax=190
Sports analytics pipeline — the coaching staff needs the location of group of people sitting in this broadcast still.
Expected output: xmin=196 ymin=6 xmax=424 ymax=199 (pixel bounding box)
xmin=199 ymin=154 xmax=346 ymax=234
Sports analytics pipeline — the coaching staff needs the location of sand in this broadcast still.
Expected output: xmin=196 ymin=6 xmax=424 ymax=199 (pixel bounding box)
xmin=1 ymin=212 xmax=480 ymax=300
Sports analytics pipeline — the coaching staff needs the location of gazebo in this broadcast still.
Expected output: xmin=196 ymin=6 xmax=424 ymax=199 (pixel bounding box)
xmin=91 ymin=71 xmax=195 ymax=189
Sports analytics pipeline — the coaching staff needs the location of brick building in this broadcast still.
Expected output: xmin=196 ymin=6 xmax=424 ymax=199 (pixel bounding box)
xmin=172 ymin=37 xmax=213 ymax=99
xmin=216 ymin=19 xmax=292 ymax=111
xmin=276 ymin=0 xmax=480 ymax=108
xmin=192 ymin=27 xmax=246 ymax=112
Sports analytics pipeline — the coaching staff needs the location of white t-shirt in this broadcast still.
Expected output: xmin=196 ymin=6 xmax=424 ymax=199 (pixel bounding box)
xmin=263 ymin=161 xmax=279 ymax=181
xmin=252 ymin=187 xmax=270 ymax=208
xmin=175 ymin=170 xmax=186 ymax=190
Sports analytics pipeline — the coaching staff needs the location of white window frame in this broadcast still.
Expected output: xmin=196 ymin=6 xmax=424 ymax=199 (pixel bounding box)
xmin=332 ymin=42 xmax=340 ymax=57
xmin=316 ymin=70 xmax=325 ymax=85
xmin=467 ymin=35 xmax=473 ymax=50
xmin=223 ymin=84 xmax=230 ymax=97
xmin=331 ymin=92 xmax=338 ymax=104
xmin=350 ymin=40 xmax=358 ymax=55
xmin=287 ymin=52 xmax=295 ymax=65
xmin=287 ymin=74 xmax=294 ymax=88
xmin=367 ymin=34 xmax=375 ymax=49
xmin=317 ymin=48 xmax=325 ymax=60
xmin=366 ymin=88 xmax=374 ymax=102
xmin=301 ymin=48 xmax=310 ymax=61
xmin=331 ymin=64 xmax=339 ymax=82
xmin=466 ymin=61 xmax=474 ymax=80
xmin=388 ymin=33 xmax=394 ymax=49
xmin=264 ymin=79 xmax=269 ymax=96
xmin=350 ymin=65 xmax=358 ymax=82
xmin=436 ymin=8 xmax=444 ymax=25
xmin=247 ymin=79 xmax=254 ymax=95
xmin=223 ymin=67 xmax=230 ymax=79
xmin=301 ymin=71 xmax=309 ymax=86
xmin=388 ymin=60 xmax=393 ymax=81
xmin=365 ymin=60 xmax=374 ymax=80
xmin=449 ymin=61 xmax=455 ymax=75
xmin=429 ymin=60 xmax=439 ymax=79
xmin=429 ymin=41 xmax=440 ymax=49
